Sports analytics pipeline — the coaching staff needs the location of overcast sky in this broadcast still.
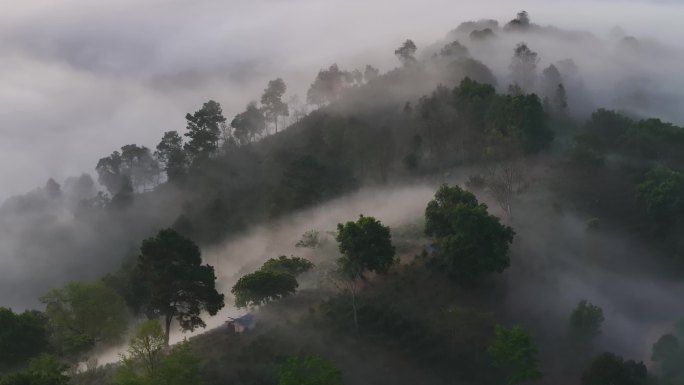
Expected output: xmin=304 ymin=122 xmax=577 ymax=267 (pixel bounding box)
xmin=0 ymin=0 xmax=682 ymax=200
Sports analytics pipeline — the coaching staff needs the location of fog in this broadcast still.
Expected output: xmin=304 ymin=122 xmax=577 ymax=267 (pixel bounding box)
xmin=1 ymin=0 xmax=683 ymax=199
xmin=89 ymin=183 xmax=437 ymax=365
xmin=2 ymin=0 xmax=684 ymax=375
xmin=82 ymin=177 xmax=684 ymax=367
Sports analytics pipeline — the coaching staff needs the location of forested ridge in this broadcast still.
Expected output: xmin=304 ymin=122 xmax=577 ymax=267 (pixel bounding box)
xmin=1 ymin=10 xmax=684 ymax=385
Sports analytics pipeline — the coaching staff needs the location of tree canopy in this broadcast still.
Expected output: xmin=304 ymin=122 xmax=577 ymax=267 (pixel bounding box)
xmin=278 ymin=355 xmax=343 ymax=385
xmin=155 ymin=131 xmax=187 ymax=183
xmin=40 ymin=281 xmax=128 ymax=356
xmin=231 ymin=102 xmax=266 ymax=145
xmin=425 ymin=185 xmax=515 ymax=283
xmin=636 ymin=165 xmax=684 ymax=222
xmin=231 ymin=270 xmax=298 ymax=308
xmin=488 ymin=325 xmax=542 ymax=385
xmin=0 ymin=354 xmax=69 ymax=385
xmin=261 ymin=78 xmax=289 ymax=133
xmin=0 ymin=308 xmax=48 ymax=367
xmin=137 ymin=228 xmax=224 ymax=344
xmin=581 ymin=353 xmax=648 ymax=385
xmin=261 ymin=256 xmax=314 ymax=277
xmin=306 ymin=64 xmax=354 ymax=106
xmin=570 ymin=300 xmax=604 ymax=339
xmin=183 ymin=100 xmax=226 ymax=161
xmin=336 ymin=215 xmax=395 ymax=278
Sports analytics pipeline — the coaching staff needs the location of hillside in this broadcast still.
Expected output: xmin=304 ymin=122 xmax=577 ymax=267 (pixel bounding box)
xmin=2 ymin=9 xmax=684 ymax=385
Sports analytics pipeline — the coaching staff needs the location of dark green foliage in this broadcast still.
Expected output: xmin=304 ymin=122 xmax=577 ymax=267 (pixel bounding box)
xmin=486 ymin=93 xmax=552 ymax=154
xmin=153 ymin=343 xmax=202 ymax=385
xmin=574 ymin=109 xmax=684 ymax=165
xmin=102 ymin=257 xmax=152 ymax=317
xmin=40 ymin=281 xmax=128 ymax=357
xmin=416 ymin=78 xmax=550 ymax=166
xmin=261 ymin=78 xmax=289 ymax=133
xmin=231 ymin=270 xmax=298 ymax=308
xmin=96 ymin=151 xmax=124 ymax=195
xmin=586 ymin=109 xmax=633 ymax=147
xmin=624 ymin=118 xmax=684 ymax=160
xmin=425 ymin=185 xmax=514 ymax=283
xmin=320 ymin=298 xmax=444 ymax=359
xmin=448 ymin=58 xmax=498 ymax=87
xmin=488 ymin=325 xmax=542 ymax=385
xmin=138 ymin=229 xmax=224 ymax=344
xmin=570 ymin=300 xmax=604 ymax=339
xmin=452 ymin=77 xmax=496 ymax=128
xmin=651 ymin=329 xmax=684 ymax=381
xmin=119 ymin=144 xmax=160 ymax=192
xmin=124 ymin=320 xmax=166 ymax=375
xmin=261 ymin=256 xmax=314 ymax=277
xmin=184 ymin=100 xmax=226 ymax=161
xmin=573 ymin=132 xmax=605 ymax=166
xmin=431 ymin=306 xmax=496 ymax=371
xmin=581 ymin=353 xmax=648 ymax=385
xmin=109 ymin=175 xmax=134 ymax=209
xmin=336 ymin=215 xmax=396 ymax=277
xmin=231 ymin=102 xmax=266 ymax=145
xmin=155 ymin=131 xmax=187 ymax=183
xmin=116 ymin=341 xmax=202 ymax=385
xmin=96 ymin=143 xmax=160 ymax=198
xmin=275 ymin=155 xmax=354 ymax=213
xmin=0 ymin=355 xmax=69 ymax=385
xmin=278 ymin=355 xmax=342 ymax=385
xmin=636 ymin=165 xmax=684 ymax=222
xmin=0 ymin=309 xmax=48 ymax=367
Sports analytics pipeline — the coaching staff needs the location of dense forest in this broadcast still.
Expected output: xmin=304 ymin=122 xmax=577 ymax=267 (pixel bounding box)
xmin=2 ymin=9 xmax=684 ymax=385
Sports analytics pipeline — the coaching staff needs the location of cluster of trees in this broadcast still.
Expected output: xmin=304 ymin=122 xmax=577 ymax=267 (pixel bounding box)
xmin=650 ymin=320 xmax=684 ymax=383
xmin=574 ymin=109 xmax=684 ymax=167
xmin=333 ymin=215 xmax=395 ymax=327
xmin=0 ymin=226 xmax=224 ymax=380
xmin=0 ymin=308 xmax=48 ymax=368
xmin=0 ymin=354 xmax=70 ymax=385
xmin=425 ymin=184 xmax=515 ymax=283
xmin=413 ymin=77 xmax=553 ymax=168
xmin=571 ymin=108 xmax=684 ymax=242
xmin=8 ymin=13 xmax=684 ymax=385
xmin=115 ymin=320 xmax=203 ymax=385
xmin=40 ymin=281 xmax=129 ymax=357
xmin=231 ymin=256 xmax=313 ymax=308
xmin=95 ymin=78 xmax=294 ymax=204
xmin=136 ymin=229 xmax=224 ymax=344
xmin=96 ymin=144 xmax=161 ymax=198
xmin=488 ymin=325 xmax=541 ymax=384
xmin=582 ymin=353 xmax=648 ymax=385
xmin=570 ymin=300 xmax=605 ymax=341
xmin=277 ymin=355 xmax=342 ymax=385
xmin=306 ymin=64 xmax=379 ymax=106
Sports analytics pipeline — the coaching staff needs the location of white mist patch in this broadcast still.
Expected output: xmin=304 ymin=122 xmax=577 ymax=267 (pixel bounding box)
xmin=204 ymin=184 xmax=439 ymax=281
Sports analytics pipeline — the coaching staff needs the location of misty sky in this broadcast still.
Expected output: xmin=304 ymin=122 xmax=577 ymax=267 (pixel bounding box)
xmin=1 ymin=0 xmax=682 ymax=200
